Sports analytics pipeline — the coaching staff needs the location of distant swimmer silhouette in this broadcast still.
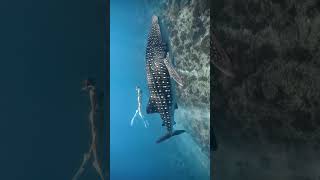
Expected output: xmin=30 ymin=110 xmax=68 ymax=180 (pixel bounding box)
xmin=131 ymin=86 xmax=149 ymax=128
xmin=72 ymin=78 xmax=105 ymax=180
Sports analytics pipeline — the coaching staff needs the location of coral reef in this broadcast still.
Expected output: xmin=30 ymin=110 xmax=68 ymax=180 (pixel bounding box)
xmin=212 ymin=0 xmax=320 ymax=179
xmin=153 ymin=0 xmax=211 ymax=157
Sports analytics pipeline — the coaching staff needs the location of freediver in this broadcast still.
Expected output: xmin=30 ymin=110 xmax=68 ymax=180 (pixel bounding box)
xmin=130 ymin=86 xmax=149 ymax=128
xmin=72 ymin=78 xmax=104 ymax=180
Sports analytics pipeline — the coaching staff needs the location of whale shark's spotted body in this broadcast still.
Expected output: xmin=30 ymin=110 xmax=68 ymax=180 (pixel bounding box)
xmin=145 ymin=15 xmax=185 ymax=143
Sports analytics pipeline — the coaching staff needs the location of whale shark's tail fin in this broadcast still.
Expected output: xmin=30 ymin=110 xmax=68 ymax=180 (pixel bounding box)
xmin=156 ymin=130 xmax=186 ymax=143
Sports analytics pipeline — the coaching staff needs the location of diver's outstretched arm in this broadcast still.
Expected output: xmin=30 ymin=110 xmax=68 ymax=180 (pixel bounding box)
xmin=130 ymin=110 xmax=138 ymax=126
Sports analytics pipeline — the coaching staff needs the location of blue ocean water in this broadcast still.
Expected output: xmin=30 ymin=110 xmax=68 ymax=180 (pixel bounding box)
xmin=0 ymin=0 xmax=106 ymax=179
xmin=110 ymin=1 xmax=210 ymax=180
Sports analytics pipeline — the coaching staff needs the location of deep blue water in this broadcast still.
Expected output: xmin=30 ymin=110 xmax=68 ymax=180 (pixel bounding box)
xmin=110 ymin=1 xmax=209 ymax=180
xmin=0 ymin=0 xmax=106 ymax=179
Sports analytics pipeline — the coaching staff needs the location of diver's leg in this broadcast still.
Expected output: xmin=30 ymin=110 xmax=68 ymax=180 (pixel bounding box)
xmin=92 ymin=148 xmax=105 ymax=180
xmin=89 ymin=108 xmax=104 ymax=180
xmin=72 ymin=111 xmax=96 ymax=180
xmin=72 ymin=148 xmax=93 ymax=180
xmin=141 ymin=113 xmax=149 ymax=128
xmin=138 ymin=110 xmax=144 ymax=119
xmin=143 ymin=120 xmax=147 ymax=128
xmin=138 ymin=109 xmax=149 ymax=128
xmin=130 ymin=110 xmax=138 ymax=126
xmin=143 ymin=119 xmax=149 ymax=128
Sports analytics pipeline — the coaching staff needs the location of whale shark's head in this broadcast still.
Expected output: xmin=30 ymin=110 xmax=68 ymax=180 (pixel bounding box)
xmin=152 ymin=15 xmax=158 ymax=24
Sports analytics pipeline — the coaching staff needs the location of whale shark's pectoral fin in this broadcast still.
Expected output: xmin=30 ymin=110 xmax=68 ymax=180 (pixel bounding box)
xmin=163 ymin=53 xmax=183 ymax=87
xmin=146 ymin=98 xmax=159 ymax=114
xmin=162 ymin=43 xmax=168 ymax=52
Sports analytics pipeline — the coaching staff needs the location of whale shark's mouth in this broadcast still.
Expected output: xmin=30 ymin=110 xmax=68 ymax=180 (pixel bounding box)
xmin=152 ymin=15 xmax=158 ymax=23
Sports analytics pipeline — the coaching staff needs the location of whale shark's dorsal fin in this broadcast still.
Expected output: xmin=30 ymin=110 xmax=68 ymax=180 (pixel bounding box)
xmin=163 ymin=52 xmax=183 ymax=87
xmin=146 ymin=97 xmax=159 ymax=114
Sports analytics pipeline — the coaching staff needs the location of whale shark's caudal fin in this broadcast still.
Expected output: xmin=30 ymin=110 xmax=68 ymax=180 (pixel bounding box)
xmin=156 ymin=130 xmax=186 ymax=143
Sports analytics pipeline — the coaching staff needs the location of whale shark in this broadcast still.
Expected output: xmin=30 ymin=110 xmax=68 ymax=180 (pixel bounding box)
xmin=145 ymin=15 xmax=185 ymax=143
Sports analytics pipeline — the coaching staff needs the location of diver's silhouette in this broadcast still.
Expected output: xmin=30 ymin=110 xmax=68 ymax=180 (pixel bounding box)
xmin=72 ymin=79 xmax=105 ymax=180
xmin=131 ymin=86 xmax=149 ymax=128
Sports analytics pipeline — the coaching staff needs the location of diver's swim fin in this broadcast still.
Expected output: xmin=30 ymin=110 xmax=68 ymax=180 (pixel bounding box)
xmin=156 ymin=130 xmax=186 ymax=143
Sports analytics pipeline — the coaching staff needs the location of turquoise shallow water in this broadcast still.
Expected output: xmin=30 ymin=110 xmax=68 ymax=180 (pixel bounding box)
xmin=110 ymin=0 xmax=210 ymax=180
